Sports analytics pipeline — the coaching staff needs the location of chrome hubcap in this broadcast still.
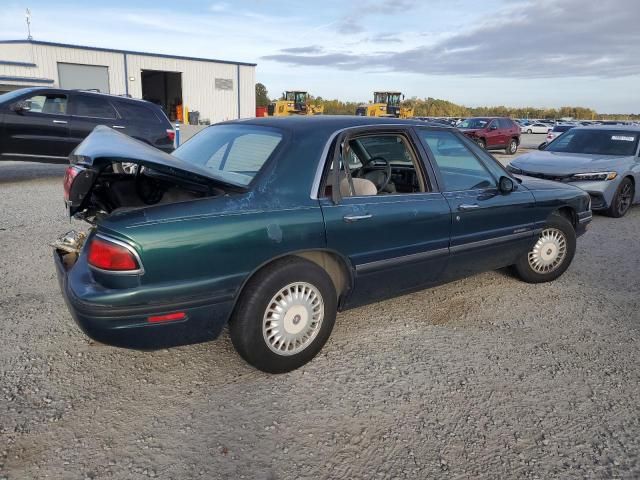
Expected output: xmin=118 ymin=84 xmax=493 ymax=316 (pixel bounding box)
xmin=263 ymin=282 xmax=324 ymax=356
xmin=528 ymin=228 xmax=567 ymax=274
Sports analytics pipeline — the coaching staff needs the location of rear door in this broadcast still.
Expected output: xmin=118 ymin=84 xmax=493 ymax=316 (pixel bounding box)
xmin=68 ymin=94 xmax=120 ymax=150
xmin=319 ymin=126 xmax=451 ymax=307
xmin=113 ymin=100 xmax=173 ymax=152
xmin=485 ymin=119 xmax=502 ymax=148
xmin=416 ymin=128 xmax=536 ymax=278
xmin=2 ymin=91 xmax=72 ymax=160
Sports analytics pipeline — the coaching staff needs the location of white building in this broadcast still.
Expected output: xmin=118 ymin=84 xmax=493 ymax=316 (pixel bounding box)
xmin=0 ymin=40 xmax=257 ymax=124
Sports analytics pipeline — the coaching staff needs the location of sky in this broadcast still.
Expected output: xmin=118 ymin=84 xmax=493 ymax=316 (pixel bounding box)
xmin=1 ymin=0 xmax=639 ymax=113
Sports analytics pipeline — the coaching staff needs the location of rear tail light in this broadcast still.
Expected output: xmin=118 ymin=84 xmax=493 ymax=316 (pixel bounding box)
xmin=147 ymin=312 xmax=186 ymax=323
xmin=166 ymin=129 xmax=175 ymax=142
xmin=63 ymin=165 xmax=82 ymax=202
xmin=87 ymin=236 xmax=141 ymax=272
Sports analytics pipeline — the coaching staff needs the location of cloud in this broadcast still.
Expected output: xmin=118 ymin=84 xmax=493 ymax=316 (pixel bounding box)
xmin=267 ymin=0 xmax=640 ymax=78
xmin=367 ymin=33 xmax=402 ymax=44
xmin=210 ymin=2 xmax=229 ymax=13
xmin=280 ymin=45 xmax=324 ymax=54
xmin=335 ymin=0 xmax=417 ymax=35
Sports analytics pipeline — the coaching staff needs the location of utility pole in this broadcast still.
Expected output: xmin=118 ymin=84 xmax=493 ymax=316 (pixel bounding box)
xmin=26 ymin=9 xmax=32 ymax=40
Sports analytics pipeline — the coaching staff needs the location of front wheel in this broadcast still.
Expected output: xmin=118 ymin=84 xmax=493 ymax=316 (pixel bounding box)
xmin=229 ymin=257 xmax=337 ymax=373
xmin=605 ymin=177 xmax=634 ymax=218
xmin=475 ymin=138 xmax=486 ymax=149
xmin=512 ymin=213 xmax=576 ymax=283
xmin=526 ymin=129 xmax=533 ymax=134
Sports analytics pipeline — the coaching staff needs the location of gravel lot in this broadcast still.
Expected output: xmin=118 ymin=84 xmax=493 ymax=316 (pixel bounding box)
xmin=1 ymin=145 xmax=639 ymax=479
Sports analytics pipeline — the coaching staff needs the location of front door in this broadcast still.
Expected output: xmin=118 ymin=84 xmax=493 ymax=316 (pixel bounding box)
xmin=319 ymin=128 xmax=451 ymax=307
xmin=417 ymin=129 xmax=536 ymax=278
xmin=2 ymin=91 xmax=71 ymax=160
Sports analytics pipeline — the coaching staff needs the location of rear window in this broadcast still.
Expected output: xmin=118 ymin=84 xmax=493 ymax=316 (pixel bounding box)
xmin=115 ymin=101 xmax=161 ymax=124
xmin=172 ymin=125 xmax=283 ymax=186
xmin=546 ymin=129 xmax=639 ymax=156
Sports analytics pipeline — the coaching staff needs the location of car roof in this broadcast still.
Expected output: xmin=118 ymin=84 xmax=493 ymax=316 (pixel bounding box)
xmin=4 ymin=86 xmax=157 ymax=106
xmin=236 ymin=115 xmax=441 ymax=131
xmin=574 ymin=124 xmax=640 ymax=132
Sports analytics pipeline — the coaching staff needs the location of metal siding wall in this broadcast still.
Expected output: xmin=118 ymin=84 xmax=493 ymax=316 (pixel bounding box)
xmin=239 ymin=65 xmax=256 ymax=118
xmin=0 ymin=43 xmax=125 ymax=92
xmin=126 ymin=55 xmax=254 ymax=124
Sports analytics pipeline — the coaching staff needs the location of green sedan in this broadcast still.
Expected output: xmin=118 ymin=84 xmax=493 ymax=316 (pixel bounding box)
xmin=54 ymin=117 xmax=592 ymax=373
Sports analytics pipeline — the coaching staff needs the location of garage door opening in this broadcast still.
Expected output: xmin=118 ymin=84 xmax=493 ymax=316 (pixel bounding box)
xmin=141 ymin=70 xmax=182 ymax=121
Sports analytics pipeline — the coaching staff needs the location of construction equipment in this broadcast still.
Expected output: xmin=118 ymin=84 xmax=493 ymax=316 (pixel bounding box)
xmin=355 ymin=91 xmax=414 ymax=119
xmin=268 ymin=91 xmax=324 ymax=116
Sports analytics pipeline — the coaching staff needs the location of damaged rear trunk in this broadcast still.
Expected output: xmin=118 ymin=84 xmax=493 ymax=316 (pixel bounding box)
xmin=65 ymin=126 xmax=241 ymax=223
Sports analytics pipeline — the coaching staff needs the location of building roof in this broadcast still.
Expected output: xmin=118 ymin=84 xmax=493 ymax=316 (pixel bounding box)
xmin=0 ymin=39 xmax=257 ymax=67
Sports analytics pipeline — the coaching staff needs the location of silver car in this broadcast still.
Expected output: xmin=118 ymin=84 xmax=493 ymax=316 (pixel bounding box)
xmin=507 ymin=126 xmax=639 ymax=217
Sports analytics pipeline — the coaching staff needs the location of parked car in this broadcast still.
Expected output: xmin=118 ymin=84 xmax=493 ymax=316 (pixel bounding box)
xmin=546 ymin=124 xmax=575 ymax=142
xmin=0 ymin=87 xmax=174 ymax=163
xmin=54 ymin=117 xmax=591 ymax=373
xmin=522 ymin=122 xmax=551 ymax=134
xmin=508 ymin=126 xmax=640 ymax=217
xmin=457 ymin=117 xmax=521 ymax=154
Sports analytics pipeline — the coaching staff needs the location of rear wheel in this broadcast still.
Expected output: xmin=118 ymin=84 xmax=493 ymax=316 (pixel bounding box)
xmin=229 ymin=257 xmax=337 ymax=373
xmin=605 ymin=178 xmax=634 ymax=218
xmin=505 ymin=138 xmax=518 ymax=155
xmin=475 ymin=138 xmax=486 ymax=149
xmin=512 ymin=213 xmax=576 ymax=283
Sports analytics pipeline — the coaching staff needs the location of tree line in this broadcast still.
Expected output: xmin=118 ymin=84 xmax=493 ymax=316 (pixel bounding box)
xmin=255 ymin=83 xmax=639 ymax=120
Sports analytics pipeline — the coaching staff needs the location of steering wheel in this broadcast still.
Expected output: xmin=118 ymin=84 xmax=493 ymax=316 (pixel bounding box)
xmin=355 ymin=156 xmax=392 ymax=192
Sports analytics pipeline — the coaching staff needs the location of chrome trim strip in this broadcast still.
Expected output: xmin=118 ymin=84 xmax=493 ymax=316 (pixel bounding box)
xmin=450 ymin=230 xmax=534 ymax=254
xmin=309 ymin=123 xmax=420 ymax=200
xmin=89 ymin=233 xmax=145 ymax=276
xmin=578 ymin=213 xmax=593 ymax=224
xmin=355 ymin=247 xmax=449 ymax=274
xmin=1 ymin=152 xmax=68 ymax=160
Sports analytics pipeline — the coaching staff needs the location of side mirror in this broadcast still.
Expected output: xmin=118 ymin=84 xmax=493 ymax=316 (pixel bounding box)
xmin=498 ymin=176 xmax=515 ymax=194
xmin=538 ymin=142 xmax=547 ymax=150
xmin=490 ymin=124 xmax=497 ymax=130
xmin=10 ymin=101 xmax=30 ymax=113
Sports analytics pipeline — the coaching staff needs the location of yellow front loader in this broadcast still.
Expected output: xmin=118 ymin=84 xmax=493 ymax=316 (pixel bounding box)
xmin=355 ymin=91 xmax=414 ymax=119
xmin=268 ymin=91 xmax=324 ymax=116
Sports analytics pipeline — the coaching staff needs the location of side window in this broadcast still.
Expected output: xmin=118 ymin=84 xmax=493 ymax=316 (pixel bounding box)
xmin=419 ymin=130 xmax=496 ymax=191
xmin=73 ymin=96 xmax=117 ymax=119
xmin=23 ymin=94 xmax=68 ymax=115
xmin=499 ymin=118 xmax=512 ymax=129
xmin=115 ymin=101 xmax=161 ymax=124
xmin=324 ymin=133 xmax=426 ymax=198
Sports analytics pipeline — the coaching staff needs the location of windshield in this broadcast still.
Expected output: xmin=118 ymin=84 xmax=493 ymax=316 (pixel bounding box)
xmin=545 ymin=129 xmax=639 ymax=156
xmin=172 ymin=125 xmax=283 ymax=186
xmin=285 ymin=92 xmax=306 ymax=103
xmin=459 ymin=118 xmax=489 ymax=129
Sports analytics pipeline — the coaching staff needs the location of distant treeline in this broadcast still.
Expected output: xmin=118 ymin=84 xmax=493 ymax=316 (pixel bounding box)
xmin=307 ymin=95 xmax=639 ymax=120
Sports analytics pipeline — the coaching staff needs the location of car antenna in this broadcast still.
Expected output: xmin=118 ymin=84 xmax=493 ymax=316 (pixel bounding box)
xmin=25 ymin=8 xmax=33 ymax=40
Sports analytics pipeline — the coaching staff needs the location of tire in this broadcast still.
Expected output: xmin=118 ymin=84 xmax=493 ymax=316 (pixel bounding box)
xmin=605 ymin=177 xmax=634 ymax=218
xmin=475 ymin=138 xmax=486 ymax=149
xmin=229 ymin=257 xmax=337 ymax=373
xmin=526 ymin=129 xmax=533 ymax=134
xmin=512 ymin=213 xmax=576 ymax=284
xmin=505 ymin=138 xmax=518 ymax=155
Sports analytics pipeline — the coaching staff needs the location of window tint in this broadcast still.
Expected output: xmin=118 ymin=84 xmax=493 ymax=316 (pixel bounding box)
xmin=420 ymin=130 xmax=496 ymax=191
xmin=73 ymin=95 xmax=117 ymax=119
xmin=115 ymin=101 xmax=160 ymax=124
xmin=499 ymin=118 xmax=513 ymax=129
xmin=172 ymin=125 xmax=283 ymax=186
xmin=23 ymin=94 xmax=67 ymax=115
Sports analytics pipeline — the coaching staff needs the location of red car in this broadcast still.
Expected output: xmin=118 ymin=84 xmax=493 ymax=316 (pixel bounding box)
xmin=458 ymin=117 xmax=521 ymax=155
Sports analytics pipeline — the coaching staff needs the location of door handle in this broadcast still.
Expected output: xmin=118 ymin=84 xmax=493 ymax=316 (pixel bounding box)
xmin=343 ymin=214 xmax=372 ymax=223
xmin=52 ymin=120 xmax=67 ymax=124
xmin=458 ymin=204 xmax=480 ymax=211
xmin=112 ymin=125 xmax=126 ymax=129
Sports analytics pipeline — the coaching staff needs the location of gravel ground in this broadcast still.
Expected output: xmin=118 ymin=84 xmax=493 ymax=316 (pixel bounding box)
xmin=1 ymin=155 xmax=639 ymax=479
